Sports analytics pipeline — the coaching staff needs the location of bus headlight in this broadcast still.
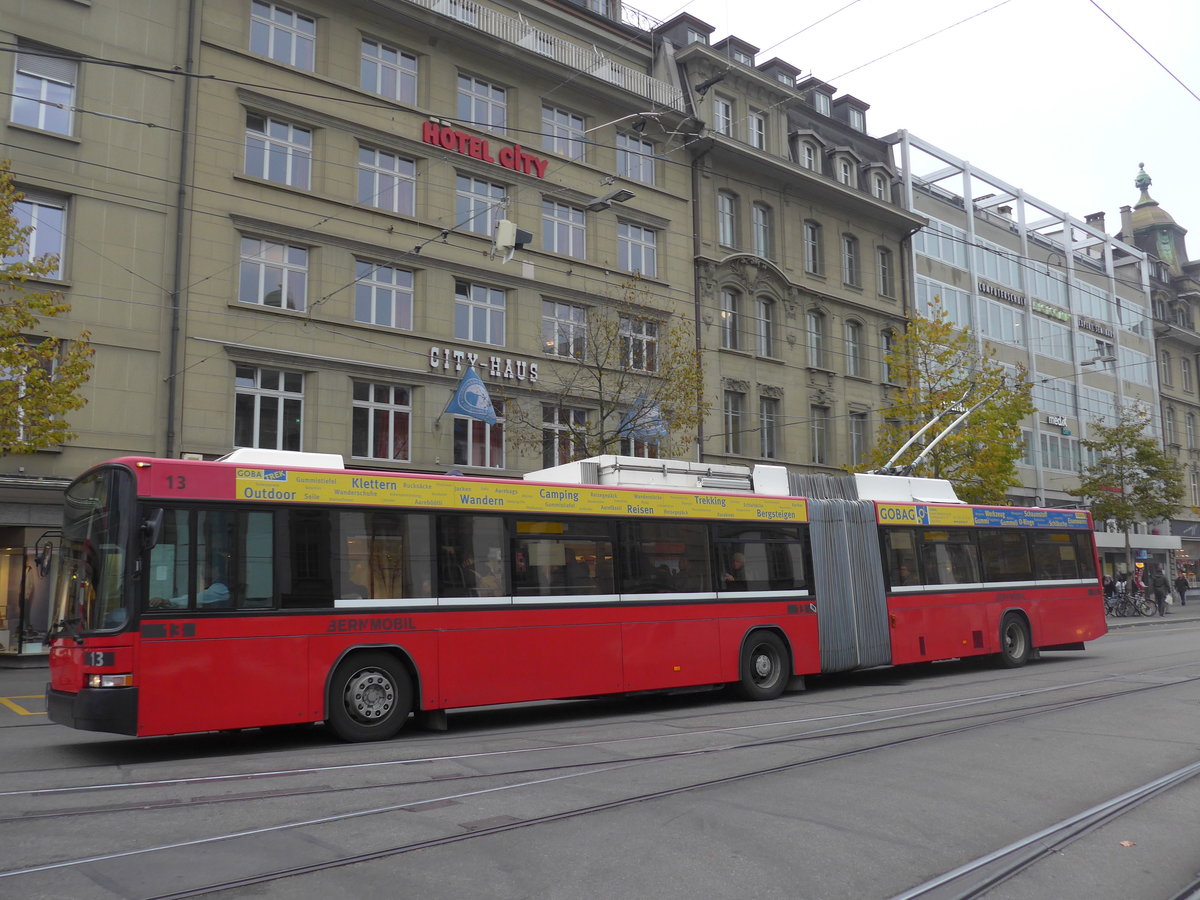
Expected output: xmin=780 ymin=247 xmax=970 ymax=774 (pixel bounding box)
xmin=87 ymin=674 xmax=133 ymax=688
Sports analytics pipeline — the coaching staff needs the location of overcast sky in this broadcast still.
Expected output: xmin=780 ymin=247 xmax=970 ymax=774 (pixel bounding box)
xmin=638 ymin=0 xmax=1200 ymax=253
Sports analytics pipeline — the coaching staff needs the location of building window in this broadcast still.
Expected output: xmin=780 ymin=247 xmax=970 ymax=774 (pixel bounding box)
xmin=354 ymin=260 xmax=412 ymax=329
xmin=806 ymin=310 xmax=826 ymax=368
xmin=455 ymin=280 xmax=505 ymax=346
xmin=748 ymin=113 xmax=766 ymax=150
xmin=618 ymin=222 xmax=657 ymax=277
xmin=849 ymin=411 xmax=868 ymax=464
xmin=352 ymin=383 xmax=410 ymax=461
xmin=760 ymin=397 xmax=779 ymax=459
xmin=847 ymin=107 xmax=865 ymax=131
xmin=457 ymin=74 xmax=506 ymax=133
xmin=235 ymin=365 xmax=303 ymax=450
xmin=245 ymin=114 xmax=312 ymax=189
xmin=250 ymin=1 xmax=315 ymax=70
xmin=845 ymin=320 xmax=863 ymax=377
xmin=1193 ymin=470 xmax=1200 ymax=508
xmin=686 ymin=28 xmax=709 ymax=45
xmin=616 ymin=132 xmax=655 ymax=185
xmin=724 ymin=391 xmax=745 ymax=455
xmin=804 ymin=220 xmax=823 ymax=275
xmin=455 ymin=174 xmax=505 ymax=236
xmin=837 ymin=158 xmax=855 ymax=186
xmin=810 ymin=405 xmax=828 ymax=464
xmin=881 ymin=330 xmax=895 ymax=383
xmin=842 ymin=234 xmax=861 ymax=286
xmin=620 ymin=316 xmax=658 ymax=372
xmin=713 ymin=97 xmax=733 ymax=136
xmin=812 ymin=91 xmax=831 ymax=115
xmin=872 ymin=173 xmax=889 ymax=201
xmin=361 ymin=39 xmax=416 ymax=104
xmin=542 ymin=405 xmax=587 ymax=467
xmin=720 ymin=290 xmax=740 ymax=350
xmin=717 ymin=192 xmax=737 ymax=248
xmin=1183 ymin=357 xmax=1193 ymax=393
xmin=542 ymin=105 xmax=586 ymax=160
xmin=358 ymin=146 xmax=415 ymax=215
xmin=542 ymin=200 xmax=586 ymax=259
xmin=239 ymin=237 xmax=307 ymax=310
xmin=877 ymin=247 xmax=894 ymax=296
xmin=1161 ymin=350 xmax=1173 ymax=386
xmin=752 ymin=203 xmax=771 ymax=258
xmin=542 ymin=300 xmax=587 ymax=359
xmin=756 ymin=297 xmax=775 ymax=357
xmin=1166 ymin=406 xmax=1178 ymax=444
xmin=619 ymin=435 xmax=660 ymax=458
xmin=1188 ymin=413 xmax=1196 ymax=449
xmin=454 ymin=399 xmax=504 ymax=468
xmin=798 ymin=141 xmax=819 ymax=172
xmin=11 ymin=47 xmax=76 ymax=135
xmin=8 ymin=193 xmax=65 ymax=279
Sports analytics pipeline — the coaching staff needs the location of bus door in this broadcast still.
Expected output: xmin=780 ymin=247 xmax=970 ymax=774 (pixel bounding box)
xmin=807 ymin=499 xmax=891 ymax=672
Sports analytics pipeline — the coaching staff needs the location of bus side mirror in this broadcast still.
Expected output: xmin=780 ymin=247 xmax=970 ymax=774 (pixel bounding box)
xmin=142 ymin=508 xmax=164 ymax=550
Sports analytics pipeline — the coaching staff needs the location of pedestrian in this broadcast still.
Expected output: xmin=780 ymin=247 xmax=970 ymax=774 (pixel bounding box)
xmin=1150 ymin=566 xmax=1170 ymax=616
xmin=1175 ymin=572 xmax=1189 ymax=607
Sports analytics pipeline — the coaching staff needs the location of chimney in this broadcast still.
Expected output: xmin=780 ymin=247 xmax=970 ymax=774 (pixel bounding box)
xmin=998 ymin=205 xmax=1013 ymax=218
xmin=1120 ymin=204 xmax=1134 ymax=238
xmin=1085 ymin=211 xmax=1106 ymax=232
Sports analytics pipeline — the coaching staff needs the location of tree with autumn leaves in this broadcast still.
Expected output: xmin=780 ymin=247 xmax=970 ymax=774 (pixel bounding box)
xmin=858 ymin=300 xmax=1033 ymax=504
xmin=0 ymin=160 xmax=93 ymax=455
xmin=506 ymin=277 xmax=708 ymax=462
xmin=1077 ymin=403 xmax=1184 ymax=575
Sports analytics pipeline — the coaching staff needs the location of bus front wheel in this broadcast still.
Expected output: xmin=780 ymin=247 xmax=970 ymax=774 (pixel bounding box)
xmin=736 ymin=631 xmax=789 ymax=701
xmin=327 ymin=651 xmax=413 ymax=742
xmin=998 ymin=614 xmax=1031 ymax=668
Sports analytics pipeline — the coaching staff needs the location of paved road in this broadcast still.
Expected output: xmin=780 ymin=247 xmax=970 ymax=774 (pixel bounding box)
xmin=2 ymin=617 xmax=1198 ymax=900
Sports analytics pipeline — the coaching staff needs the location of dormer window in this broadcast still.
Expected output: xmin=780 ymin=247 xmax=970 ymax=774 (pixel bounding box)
xmin=872 ymin=173 xmax=888 ymax=201
xmin=813 ymin=91 xmax=831 ymax=115
xmin=732 ymin=48 xmax=753 ymax=66
xmin=686 ymin=28 xmax=709 ymax=45
xmin=848 ymin=107 xmax=865 ymax=132
xmin=837 ymin=158 xmax=855 ymax=186
xmin=776 ymin=71 xmax=792 ymax=86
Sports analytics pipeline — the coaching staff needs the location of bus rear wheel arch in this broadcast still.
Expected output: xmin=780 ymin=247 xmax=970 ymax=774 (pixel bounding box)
xmin=997 ymin=612 xmax=1032 ymax=668
xmin=736 ymin=629 xmax=790 ymax=701
xmin=326 ymin=650 xmax=414 ymax=742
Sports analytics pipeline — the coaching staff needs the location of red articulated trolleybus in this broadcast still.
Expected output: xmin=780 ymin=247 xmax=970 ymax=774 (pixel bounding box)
xmin=46 ymin=450 xmax=1107 ymax=742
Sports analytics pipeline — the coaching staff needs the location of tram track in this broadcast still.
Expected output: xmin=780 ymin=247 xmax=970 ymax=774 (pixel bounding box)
xmin=2 ymin=665 xmax=1198 ymax=896
xmin=0 ymin=666 xmax=1191 ymax=820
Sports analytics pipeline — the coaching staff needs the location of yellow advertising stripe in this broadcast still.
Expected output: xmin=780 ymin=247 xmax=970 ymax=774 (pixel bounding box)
xmin=0 ymin=696 xmax=43 ymax=716
xmin=234 ymin=470 xmax=809 ymax=523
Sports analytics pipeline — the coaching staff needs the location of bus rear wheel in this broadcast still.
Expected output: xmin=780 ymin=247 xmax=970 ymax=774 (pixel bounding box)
xmin=737 ymin=631 xmax=789 ymax=701
xmin=327 ymin=651 xmax=413 ymax=742
xmin=998 ymin=614 xmax=1031 ymax=668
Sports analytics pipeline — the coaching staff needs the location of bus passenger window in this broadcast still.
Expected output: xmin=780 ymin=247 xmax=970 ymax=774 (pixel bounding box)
xmin=511 ymin=519 xmax=615 ymax=597
xmin=978 ymin=529 xmax=1033 ymax=582
xmin=1032 ymin=532 xmax=1078 ymax=580
xmin=619 ymin=521 xmax=710 ymax=593
xmin=917 ymin=530 xmax=979 ymax=586
xmin=147 ymin=509 xmax=190 ymax=609
xmin=438 ymin=516 xmax=506 ymax=598
xmin=883 ymin=528 xmax=919 ymax=587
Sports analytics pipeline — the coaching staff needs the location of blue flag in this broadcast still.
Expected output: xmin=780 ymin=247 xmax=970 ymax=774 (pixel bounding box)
xmin=444 ymin=367 xmax=497 ymax=425
xmin=620 ymin=392 xmax=668 ymax=441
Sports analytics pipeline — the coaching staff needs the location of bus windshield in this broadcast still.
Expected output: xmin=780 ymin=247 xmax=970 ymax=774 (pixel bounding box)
xmin=52 ymin=466 xmax=135 ymax=634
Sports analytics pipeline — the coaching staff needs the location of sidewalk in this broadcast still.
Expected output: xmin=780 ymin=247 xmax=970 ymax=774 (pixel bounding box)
xmin=1106 ymin=601 xmax=1200 ymax=628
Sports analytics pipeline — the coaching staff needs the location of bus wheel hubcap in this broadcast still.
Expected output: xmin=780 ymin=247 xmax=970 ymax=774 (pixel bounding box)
xmin=346 ymin=670 xmax=394 ymax=722
xmin=753 ymin=651 xmax=773 ymax=681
